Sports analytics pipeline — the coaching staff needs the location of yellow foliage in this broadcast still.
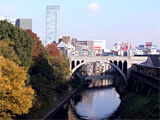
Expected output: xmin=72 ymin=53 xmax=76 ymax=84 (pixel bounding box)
xmin=0 ymin=56 xmax=34 ymax=119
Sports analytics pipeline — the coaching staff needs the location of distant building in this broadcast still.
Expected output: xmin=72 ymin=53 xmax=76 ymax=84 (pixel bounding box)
xmin=0 ymin=17 xmax=32 ymax=30
xmin=121 ymin=43 xmax=131 ymax=51
xmin=57 ymin=41 xmax=75 ymax=56
xmin=0 ymin=17 xmax=16 ymax=25
xmin=93 ymin=40 xmax=105 ymax=56
xmin=16 ymin=19 xmax=32 ymax=30
xmin=46 ymin=5 xmax=60 ymax=45
xmin=62 ymin=36 xmax=71 ymax=44
xmin=77 ymin=40 xmax=94 ymax=56
xmin=7 ymin=19 xmax=17 ymax=26
xmin=71 ymin=38 xmax=78 ymax=46
xmin=111 ymin=42 xmax=121 ymax=56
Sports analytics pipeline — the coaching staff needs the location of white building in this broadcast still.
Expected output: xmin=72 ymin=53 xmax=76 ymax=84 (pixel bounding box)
xmin=46 ymin=5 xmax=60 ymax=45
xmin=57 ymin=41 xmax=75 ymax=56
xmin=112 ymin=42 xmax=121 ymax=51
xmin=93 ymin=40 xmax=106 ymax=55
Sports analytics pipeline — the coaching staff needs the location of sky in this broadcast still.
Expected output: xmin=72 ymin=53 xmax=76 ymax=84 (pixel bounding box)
xmin=0 ymin=0 xmax=160 ymax=49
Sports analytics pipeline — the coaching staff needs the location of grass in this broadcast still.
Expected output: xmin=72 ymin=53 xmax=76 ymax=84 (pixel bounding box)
xmin=114 ymin=76 xmax=160 ymax=119
xmin=120 ymin=92 xmax=160 ymax=119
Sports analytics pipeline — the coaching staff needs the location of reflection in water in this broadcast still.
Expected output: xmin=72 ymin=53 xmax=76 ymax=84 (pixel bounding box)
xmin=51 ymin=79 xmax=121 ymax=120
xmin=74 ymin=87 xmax=120 ymax=120
xmin=88 ymin=79 xmax=113 ymax=88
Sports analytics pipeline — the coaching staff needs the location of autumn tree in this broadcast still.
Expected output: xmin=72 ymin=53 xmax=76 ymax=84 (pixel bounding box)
xmin=26 ymin=30 xmax=48 ymax=63
xmin=0 ymin=56 xmax=34 ymax=119
xmin=0 ymin=40 xmax=21 ymax=65
xmin=45 ymin=43 xmax=61 ymax=57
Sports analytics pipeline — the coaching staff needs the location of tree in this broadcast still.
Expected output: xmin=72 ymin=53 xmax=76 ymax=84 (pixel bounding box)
xmin=0 ymin=56 xmax=34 ymax=119
xmin=0 ymin=40 xmax=21 ymax=65
xmin=26 ymin=30 xmax=48 ymax=64
xmin=0 ymin=20 xmax=34 ymax=67
xmin=49 ymin=55 xmax=71 ymax=84
xmin=45 ymin=43 xmax=61 ymax=57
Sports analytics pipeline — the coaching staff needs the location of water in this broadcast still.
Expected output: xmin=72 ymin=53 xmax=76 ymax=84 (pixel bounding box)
xmin=51 ymin=79 xmax=121 ymax=120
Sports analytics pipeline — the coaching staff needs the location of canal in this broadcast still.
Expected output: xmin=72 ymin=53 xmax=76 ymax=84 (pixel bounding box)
xmin=50 ymin=78 xmax=121 ymax=120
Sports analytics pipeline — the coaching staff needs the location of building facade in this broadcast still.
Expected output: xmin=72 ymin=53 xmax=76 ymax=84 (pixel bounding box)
xmin=16 ymin=19 xmax=32 ymax=30
xmin=0 ymin=17 xmax=32 ymax=30
xmin=46 ymin=5 xmax=60 ymax=45
xmin=93 ymin=40 xmax=105 ymax=56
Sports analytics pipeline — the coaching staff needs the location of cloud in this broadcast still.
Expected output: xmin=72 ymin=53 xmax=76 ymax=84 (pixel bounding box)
xmin=88 ymin=2 xmax=100 ymax=11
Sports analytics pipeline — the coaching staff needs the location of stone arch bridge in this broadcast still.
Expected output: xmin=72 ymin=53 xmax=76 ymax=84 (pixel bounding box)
xmin=69 ymin=56 xmax=147 ymax=86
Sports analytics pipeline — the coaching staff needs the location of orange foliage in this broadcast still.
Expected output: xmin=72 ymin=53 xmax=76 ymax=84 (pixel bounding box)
xmin=26 ymin=30 xmax=46 ymax=62
xmin=0 ymin=56 xmax=34 ymax=119
xmin=45 ymin=43 xmax=61 ymax=57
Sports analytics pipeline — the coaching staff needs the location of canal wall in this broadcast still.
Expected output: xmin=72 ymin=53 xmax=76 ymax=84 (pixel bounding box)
xmin=41 ymin=73 xmax=83 ymax=120
xmin=114 ymin=75 xmax=160 ymax=119
xmin=41 ymin=88 xmax=81 ymax=120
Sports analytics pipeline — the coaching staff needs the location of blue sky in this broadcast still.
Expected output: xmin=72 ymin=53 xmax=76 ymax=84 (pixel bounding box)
xmin=0 ymin=0 xmax=159 ymax=49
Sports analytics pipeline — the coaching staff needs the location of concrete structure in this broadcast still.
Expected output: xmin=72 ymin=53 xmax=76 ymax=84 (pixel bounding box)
xmin=46 ymin=5 xmax=60 ymax=45
xmin=76 ymin=40 xmax=94 ymax=56
xmin=0 ymin=17 xmax=32 ymax=30
xmin=62 ymin=36 xmax=71 ymax=44
xmin=57 ymin=41 xmax=75 ymax=56
xmin=71 ymin=38 xmax=78 ymax=47
xmin=70 ymin=56 xmax=147 ymax=77
xmin=132 ymin=64 xmax=160 ymax=90
xmin=16 ymin=19 xmax=32 ymax=30
xmin=93 ymin=40 xmax=105 ymax=56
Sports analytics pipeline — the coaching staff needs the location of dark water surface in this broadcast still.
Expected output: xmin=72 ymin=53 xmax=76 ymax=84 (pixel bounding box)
xmin=51 ymin=79 xmax=121 ymax=120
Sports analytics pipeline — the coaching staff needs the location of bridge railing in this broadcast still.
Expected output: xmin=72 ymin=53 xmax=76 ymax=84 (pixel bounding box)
xmin=132 ymin=64 xmax=160 ymax=81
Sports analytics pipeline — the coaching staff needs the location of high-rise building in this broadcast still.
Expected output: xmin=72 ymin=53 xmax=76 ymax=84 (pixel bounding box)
xmin=46 ymin=5 xmax=60 ymax=45
xmin=16 ymin=19 xmax=32 ymax=30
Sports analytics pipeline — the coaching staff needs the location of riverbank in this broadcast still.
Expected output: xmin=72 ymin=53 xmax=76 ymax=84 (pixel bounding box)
xmin=41 ymin=73 xmax=83 ymax=119
xmin=114 ymin=76 xmax=160 ymax=119
xmin=41 ymin=87 xmax=81 ymax=120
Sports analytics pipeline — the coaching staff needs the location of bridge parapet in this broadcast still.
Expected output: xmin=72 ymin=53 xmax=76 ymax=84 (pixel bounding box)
xmin=132 ymin=64 xmax=160 ymax=81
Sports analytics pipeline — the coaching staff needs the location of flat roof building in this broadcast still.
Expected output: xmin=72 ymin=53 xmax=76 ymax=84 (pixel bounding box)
xmin=16 ymin=19 xmax=32 ymax=30
xmin=0 ymin=17 xmax=32 ymax=30
xmin=46 ymin=5 xmax=60 ymax=45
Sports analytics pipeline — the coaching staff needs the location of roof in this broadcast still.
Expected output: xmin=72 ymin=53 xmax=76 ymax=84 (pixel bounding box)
xmin=57 ymin=41 xmax=66 ymax=48
xmin=145 ymin=55 xmax=160 ymax=67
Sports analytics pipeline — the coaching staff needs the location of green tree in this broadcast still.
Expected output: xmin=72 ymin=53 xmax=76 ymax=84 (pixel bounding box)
xmin=49 ymin=55 xmax=71 ymax=84
xmin=0 ymin=20 xmax=34 ymax=67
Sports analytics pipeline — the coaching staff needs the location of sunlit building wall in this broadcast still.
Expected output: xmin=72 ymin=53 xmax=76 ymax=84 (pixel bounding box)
xmin=46 ymin=5 xmax=60 ymax=45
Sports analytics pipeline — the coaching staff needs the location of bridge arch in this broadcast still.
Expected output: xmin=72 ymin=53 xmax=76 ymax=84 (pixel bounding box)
xmin=123 ymin=61 xmax=127 ymax=76
xmin=70 ymin=60 xmax=128 ymax=87
xmin=71 ymin=60 xmax=75 ymax=70
xmin=114 ymin=60 xmax=117 ymax=66
xmin=76 ymin=60 xmax=80 ymax=66
xmin=118 ymin=61 xmax=122 ymax=70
